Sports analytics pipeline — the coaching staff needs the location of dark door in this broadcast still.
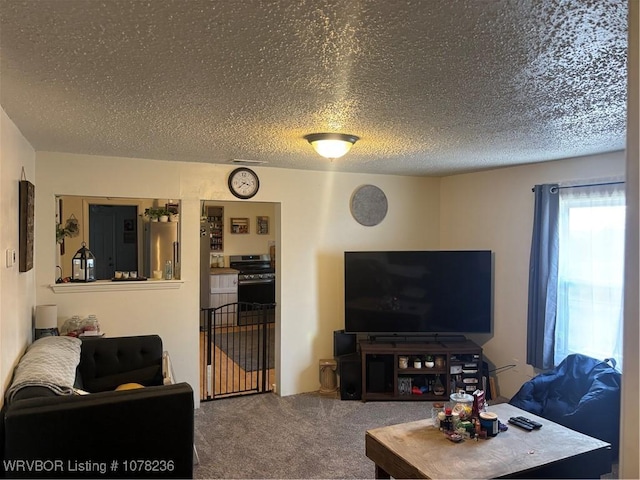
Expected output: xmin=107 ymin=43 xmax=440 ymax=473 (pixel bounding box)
xmin=89 ymin=205 xmax=138 ymax=279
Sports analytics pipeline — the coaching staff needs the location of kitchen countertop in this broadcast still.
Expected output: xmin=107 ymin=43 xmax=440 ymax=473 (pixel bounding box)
xmin=209 ymin=268 xmax=239 ymax=274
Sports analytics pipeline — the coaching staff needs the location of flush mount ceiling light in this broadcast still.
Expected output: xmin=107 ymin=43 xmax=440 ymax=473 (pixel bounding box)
xmin=303 ymin=133 xmax=360 ymax=160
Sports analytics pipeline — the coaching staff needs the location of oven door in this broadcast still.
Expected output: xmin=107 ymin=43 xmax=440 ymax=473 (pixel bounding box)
xmin=237 ymin=279 xmax=275 ymax=325
xmin=237 ymin=279 xmax=275 ymax=305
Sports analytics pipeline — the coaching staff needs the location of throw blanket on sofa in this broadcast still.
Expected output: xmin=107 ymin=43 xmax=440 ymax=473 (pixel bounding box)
xmin=6 ymin=335 xmax=82 ymax=403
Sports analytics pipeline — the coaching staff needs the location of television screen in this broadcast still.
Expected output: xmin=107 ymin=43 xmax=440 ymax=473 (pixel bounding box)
xmin=344 ymin=250 xmax=492 ymax=335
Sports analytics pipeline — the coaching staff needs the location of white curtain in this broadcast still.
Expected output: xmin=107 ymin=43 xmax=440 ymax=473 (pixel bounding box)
xmin=554 ymin=182 xmax=625 ymax=370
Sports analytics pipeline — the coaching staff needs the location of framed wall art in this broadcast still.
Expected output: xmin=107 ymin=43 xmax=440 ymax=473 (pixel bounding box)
xmin=57 ymin=197 xmax=65 ymax=255
xmin=230 ymin=217 xmax=249 ymax=234
xmin=165 ymin=202 xmax=179 ymax=214
xmin=19 ymin=179 xmax=35 ymax=272
xmin=256 ymin=216 xmax=269 ymax=235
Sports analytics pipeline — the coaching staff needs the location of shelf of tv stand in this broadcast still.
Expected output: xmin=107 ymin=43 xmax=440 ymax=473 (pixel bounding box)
xmin=399 ymin=367 xmax=447 ymax=375
xmin=359 ymin=338 xmax=483 ymax=402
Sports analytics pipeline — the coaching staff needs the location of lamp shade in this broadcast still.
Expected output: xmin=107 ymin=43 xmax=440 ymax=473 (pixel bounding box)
xmin=35 ymin=304 xmax=58 ymax=329
xmin=304 ymin=133 xmax=359 ymax=159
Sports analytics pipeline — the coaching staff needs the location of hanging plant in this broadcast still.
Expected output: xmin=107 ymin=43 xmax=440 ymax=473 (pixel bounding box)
xmin=56 ymin=215 xmax=80 ymax=244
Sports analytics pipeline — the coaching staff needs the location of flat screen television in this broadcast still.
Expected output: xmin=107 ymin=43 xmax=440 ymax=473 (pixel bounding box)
xmin=344 ymin=250 xmax=492 ymax=336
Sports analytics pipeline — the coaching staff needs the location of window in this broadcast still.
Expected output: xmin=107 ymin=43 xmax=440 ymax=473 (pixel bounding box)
xmin=554 ymin=183 xmax=625 ymax=370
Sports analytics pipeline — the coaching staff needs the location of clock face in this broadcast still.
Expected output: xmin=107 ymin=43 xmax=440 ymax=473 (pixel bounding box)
xmin=228 ymin=167 xmax=260 ymax=199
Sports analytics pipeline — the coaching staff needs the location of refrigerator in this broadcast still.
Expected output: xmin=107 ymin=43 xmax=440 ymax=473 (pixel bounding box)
xmin=144 ymin=222 xmax=179 ymax=279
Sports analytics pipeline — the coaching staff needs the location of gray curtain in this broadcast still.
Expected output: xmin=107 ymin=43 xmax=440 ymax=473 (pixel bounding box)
xmin=527 ymin=184 xmax=559 ymax=370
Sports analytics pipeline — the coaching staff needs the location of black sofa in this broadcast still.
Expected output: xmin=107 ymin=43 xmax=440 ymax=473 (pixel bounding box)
xmin=1 ymin=335 xmax=194 ymax=479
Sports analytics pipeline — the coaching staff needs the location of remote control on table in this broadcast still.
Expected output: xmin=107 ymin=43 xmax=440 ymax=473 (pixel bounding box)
xmin=508 ymin=417 xmax=534 ymax=431
xmin=514 ymin=416 xmax=542 ymax=429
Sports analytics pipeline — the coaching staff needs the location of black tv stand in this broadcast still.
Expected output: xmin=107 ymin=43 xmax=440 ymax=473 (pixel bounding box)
xmin=358 ymin=338 xmax=483 ymax=402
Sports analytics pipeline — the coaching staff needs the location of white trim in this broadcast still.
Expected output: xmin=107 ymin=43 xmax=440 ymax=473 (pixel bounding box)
xmin=50 ymin=279 xmax=184 ymax=293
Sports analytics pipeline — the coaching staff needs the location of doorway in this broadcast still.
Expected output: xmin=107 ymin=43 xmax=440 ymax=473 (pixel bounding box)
xmin=199 ymin=199 xmax=279 ymax=401
xmin=89 ymin=204 xmax=138 ymax=280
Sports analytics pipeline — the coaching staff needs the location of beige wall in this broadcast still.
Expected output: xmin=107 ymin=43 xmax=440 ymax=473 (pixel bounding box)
xmin=440 ymin=152 xmax=626 ymax=398
xmin=0 ymin=108 xmax=36 ymax=404
xmin=34 ymin=152 xmax=440 ymax=402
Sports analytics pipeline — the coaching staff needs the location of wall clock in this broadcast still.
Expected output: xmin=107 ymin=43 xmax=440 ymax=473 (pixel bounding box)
xmin=350 ymin=184 xmax=388 ymax=226
xmin=228 ymin=167 xmax=260 ymax=199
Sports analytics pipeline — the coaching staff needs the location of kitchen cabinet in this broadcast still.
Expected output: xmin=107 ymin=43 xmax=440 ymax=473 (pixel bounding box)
xmin=209 ymin=269 xmax=239 ymax=326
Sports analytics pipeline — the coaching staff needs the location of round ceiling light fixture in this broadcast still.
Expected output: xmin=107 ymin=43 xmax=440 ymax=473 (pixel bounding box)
xmin=303 ymin=132 xmax=360 ymax=160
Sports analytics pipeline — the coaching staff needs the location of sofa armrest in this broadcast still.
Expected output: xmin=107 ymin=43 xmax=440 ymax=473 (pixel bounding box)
xmin=3 ymin=383 xmax=194 ymax=479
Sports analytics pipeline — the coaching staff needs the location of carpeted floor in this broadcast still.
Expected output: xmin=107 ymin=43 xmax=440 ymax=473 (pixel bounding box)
xmin=193 ymin=392 xmax=619 ymax=479
xmin=194 ymin=392 xmax=433 ymax=479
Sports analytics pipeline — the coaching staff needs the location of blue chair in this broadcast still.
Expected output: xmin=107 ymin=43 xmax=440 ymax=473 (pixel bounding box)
xmin=509 ymin=353 xmax=621 ymax=456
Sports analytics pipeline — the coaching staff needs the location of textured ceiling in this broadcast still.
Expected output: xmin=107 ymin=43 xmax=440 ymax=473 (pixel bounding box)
xmin=0 ymin=0 xmax=628 ymax=176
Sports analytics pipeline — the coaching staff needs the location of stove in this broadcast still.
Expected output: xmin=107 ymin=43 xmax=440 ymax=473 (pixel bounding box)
xmin=229 ymin=254 xmax=276 ymax=311
xmin=229 ymin=254 xmax=275 ymax=284
xmin=229 ymin=254 xmax=276 ymax=324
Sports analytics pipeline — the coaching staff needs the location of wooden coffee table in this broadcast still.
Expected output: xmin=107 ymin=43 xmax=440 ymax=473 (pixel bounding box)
xmin=365 ymin=403 xmax=612 ymax=479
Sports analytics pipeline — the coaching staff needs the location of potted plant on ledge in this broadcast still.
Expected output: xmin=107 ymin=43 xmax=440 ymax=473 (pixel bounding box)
xmin=424 ymin=355 xmax=435 ymax=368
xmin=144 ymin=207 xmax=171 ymax=222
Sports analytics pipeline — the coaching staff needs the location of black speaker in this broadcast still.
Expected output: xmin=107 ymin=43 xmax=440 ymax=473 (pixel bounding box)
xmin=333 ymin=330 xmax=357 ymax=357
xmin=338 ymin=353 xmax=361 ymax=401
xmin=367 ymin=359 xmax=386 ymax=393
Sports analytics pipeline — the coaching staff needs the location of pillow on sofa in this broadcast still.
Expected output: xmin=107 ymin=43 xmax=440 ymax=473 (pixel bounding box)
xmin=5 ymin=336 xmax=82 ymax=404
xmin=115 ymin=382 xmax=145 ymax=391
